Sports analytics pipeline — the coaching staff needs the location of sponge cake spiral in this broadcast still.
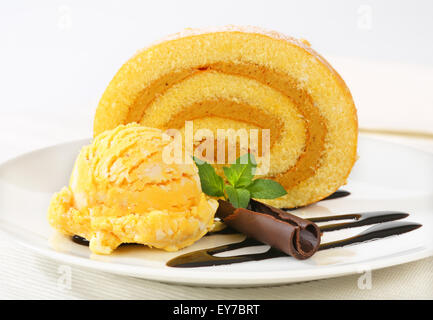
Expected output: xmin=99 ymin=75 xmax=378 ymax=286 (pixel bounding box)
xmin=94 ymin=26 xmax=358 ymax=208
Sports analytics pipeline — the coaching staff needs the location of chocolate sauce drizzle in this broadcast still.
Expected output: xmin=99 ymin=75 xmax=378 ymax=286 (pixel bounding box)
xmin=308 ymin=211 xmax=410 ymax=232
xmin=167 ymin=217 xmax=422 ymax=268
xmin=69 ymin=190 xmax=422 ymax=268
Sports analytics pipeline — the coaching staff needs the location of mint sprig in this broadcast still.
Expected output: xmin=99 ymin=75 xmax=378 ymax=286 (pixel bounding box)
xmin=222 ymin=153 xmax=256 ymax=188
xmin=193 ymin=153 xmax=287 ymax=208
xmin=225 ymin=185 xmax=251 ymax=209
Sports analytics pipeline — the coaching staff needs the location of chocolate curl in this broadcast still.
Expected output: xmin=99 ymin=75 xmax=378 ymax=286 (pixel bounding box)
xmin=216 ymin=199 xmax=321 ymax=260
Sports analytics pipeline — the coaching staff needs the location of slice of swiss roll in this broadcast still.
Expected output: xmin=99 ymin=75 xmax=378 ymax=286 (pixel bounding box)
xmin=94 ymin=26 xmax=358 ymax=208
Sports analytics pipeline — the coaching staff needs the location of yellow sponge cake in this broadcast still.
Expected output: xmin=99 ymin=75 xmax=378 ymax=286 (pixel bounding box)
xmin=94 ymin=26 xmax=358 ymax=208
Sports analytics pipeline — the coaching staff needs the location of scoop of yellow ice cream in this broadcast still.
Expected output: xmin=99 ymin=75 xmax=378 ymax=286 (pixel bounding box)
xmin=48 ymin=123 xmax=218 ymax=254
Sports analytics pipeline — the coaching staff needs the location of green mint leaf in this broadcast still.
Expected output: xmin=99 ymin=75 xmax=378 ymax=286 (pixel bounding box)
xmin=223 ymin=153 xmax=257 ymax=188
xmin=222 ymin=166 xmax=238 ymax=186
xmin=193 ymin=156 xmax=225 ymax=197
xmin=224 ymin=185 xmax=251 ymax=208
xmin=246 ymin=179 xmax=287 ymax=199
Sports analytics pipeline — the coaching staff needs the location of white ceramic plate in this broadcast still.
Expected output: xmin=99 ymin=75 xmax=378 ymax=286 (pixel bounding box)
xmin=0 ymin=136 xmax=432 ymax=287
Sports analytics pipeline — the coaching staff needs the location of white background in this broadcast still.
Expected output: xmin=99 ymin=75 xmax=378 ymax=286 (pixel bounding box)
xmin=1 ymin=0 xmax=433 ymax=163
